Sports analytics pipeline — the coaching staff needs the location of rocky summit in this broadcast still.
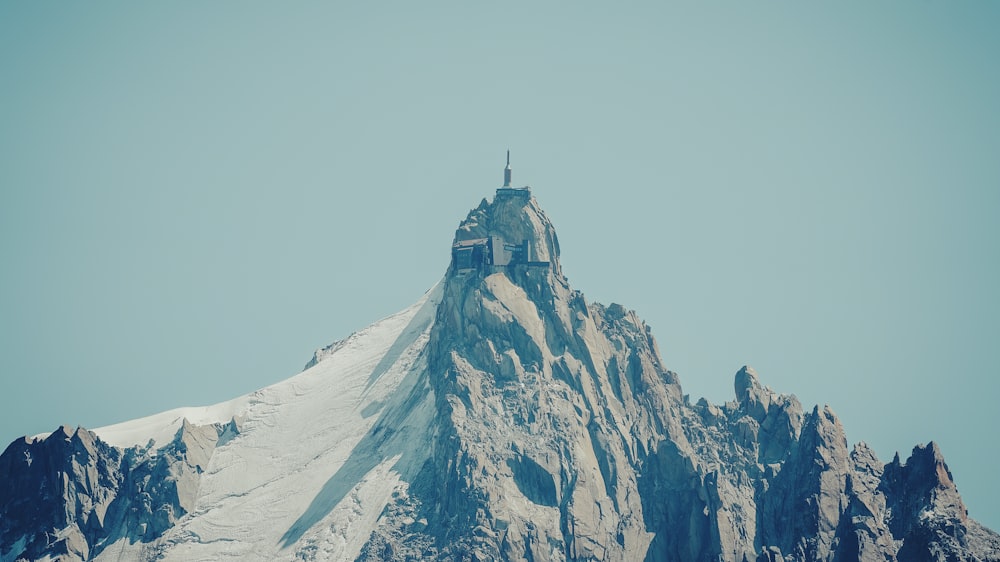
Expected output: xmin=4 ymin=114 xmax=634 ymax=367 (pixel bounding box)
xmin=2 ymin=188 xmax=997 ymax=562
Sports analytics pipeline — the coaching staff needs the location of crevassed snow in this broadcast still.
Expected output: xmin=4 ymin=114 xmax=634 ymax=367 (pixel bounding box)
xmin=87 ymin=281 xmax=443 ymax=562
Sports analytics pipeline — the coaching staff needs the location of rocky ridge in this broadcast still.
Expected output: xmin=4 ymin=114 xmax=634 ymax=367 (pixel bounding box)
xmin=1 ymin=419 xmax=237 ymax=561
xmin=353 ymin=190 xmax=998 ymax=561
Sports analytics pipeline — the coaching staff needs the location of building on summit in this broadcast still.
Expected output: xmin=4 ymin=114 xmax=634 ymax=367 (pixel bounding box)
xmin=450 ymin=152 xmax=548 ymax=273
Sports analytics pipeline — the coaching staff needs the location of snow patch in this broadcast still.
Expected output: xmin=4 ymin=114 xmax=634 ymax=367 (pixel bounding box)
xmin=1 ymin=536 xmax=27 ymax=562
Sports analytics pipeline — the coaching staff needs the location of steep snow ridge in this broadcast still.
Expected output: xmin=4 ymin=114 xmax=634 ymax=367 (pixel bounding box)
xmin=29 ymin=400 xmax=248 ymax=450
xmin=91 ymin=399 xmax=250 ymax=450
xmin=87 ymin=283 xmax=439 ymax=449
xmin=91 ymin=282 xmax=442 ymax=561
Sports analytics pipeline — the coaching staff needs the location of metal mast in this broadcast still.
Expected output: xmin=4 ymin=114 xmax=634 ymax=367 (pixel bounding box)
xmin=503 ymin=150 xmax=512 ymax=187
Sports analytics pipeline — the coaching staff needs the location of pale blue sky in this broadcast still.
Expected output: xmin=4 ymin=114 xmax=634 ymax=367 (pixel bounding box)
xmin=2 ymin=2 xmax=998 ymax=529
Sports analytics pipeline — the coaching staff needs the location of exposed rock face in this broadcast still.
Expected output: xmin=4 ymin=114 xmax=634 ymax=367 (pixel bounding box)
xmin=1 ymin=190 xmax=997 ymax=561
xmin=0 ymin=419 xmax=237 ymax=561
xmin=0 ymin=426 xmax=122 ymax=561
xmin=354 ymin=192 xmax=998 ymax=562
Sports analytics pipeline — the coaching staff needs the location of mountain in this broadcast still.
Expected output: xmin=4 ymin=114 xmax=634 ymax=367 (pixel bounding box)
xmin=2 ymin=187 xmax=997 ymax=562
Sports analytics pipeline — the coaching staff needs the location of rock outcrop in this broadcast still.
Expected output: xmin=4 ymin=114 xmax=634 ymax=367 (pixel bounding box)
xmin=353 ymin=191 xmax=998 ymax=562
xmin=0 ymin=419 xmax=238 ymax=561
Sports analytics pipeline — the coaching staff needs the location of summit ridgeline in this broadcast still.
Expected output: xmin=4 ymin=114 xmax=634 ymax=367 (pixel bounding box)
xmin=1 ymin=159 xmax=997 ymax=562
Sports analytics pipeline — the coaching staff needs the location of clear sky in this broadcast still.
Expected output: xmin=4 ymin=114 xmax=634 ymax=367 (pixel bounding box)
xmin=2 ymin=1 xmax=998 ymax=530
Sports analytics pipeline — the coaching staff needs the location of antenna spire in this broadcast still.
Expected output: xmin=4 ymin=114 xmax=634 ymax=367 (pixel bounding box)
xmin=503 ymin=150 xmax=512 ymax=187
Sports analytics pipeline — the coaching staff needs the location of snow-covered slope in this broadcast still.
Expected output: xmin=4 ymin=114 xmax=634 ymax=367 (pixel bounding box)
xmin=91 ymin=282 xmax=442 ymax=561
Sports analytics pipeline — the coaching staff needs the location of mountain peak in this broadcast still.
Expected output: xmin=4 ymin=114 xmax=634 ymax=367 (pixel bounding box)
xmin=1 ymin=184 xmax=996 ymax=562
xmin=450 ymin=188 xmax=562 ymax=278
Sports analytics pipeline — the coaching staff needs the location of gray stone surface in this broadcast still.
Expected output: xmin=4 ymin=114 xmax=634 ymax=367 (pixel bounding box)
xmin=0 ymin=419 xmax=238 ymax=561
xmin=356 ymin=193 xmax=998 ymax=562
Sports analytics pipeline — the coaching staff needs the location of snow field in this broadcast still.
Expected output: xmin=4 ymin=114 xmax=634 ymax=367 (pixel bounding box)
xmin=90 ymin=283 xmax=442 ymax=561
